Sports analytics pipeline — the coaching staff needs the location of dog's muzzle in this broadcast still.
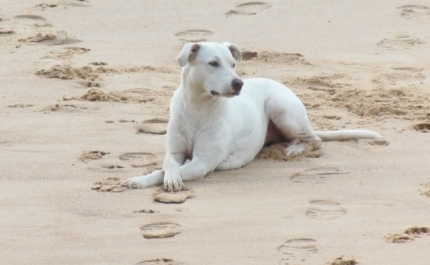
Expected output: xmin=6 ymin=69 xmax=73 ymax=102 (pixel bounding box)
xmin=210 ymin=78 xmax=244 ymax=97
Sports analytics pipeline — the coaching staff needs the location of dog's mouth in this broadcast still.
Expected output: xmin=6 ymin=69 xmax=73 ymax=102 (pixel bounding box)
xmin=210 ymin=91 xmax=240 ymax=97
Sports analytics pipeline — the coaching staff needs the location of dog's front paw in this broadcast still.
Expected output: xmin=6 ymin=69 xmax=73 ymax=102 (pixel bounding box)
xmin=121 ymin=176 xmax=151 ymax=189
xmin=164 ymin=170 xmax=184 ymax=192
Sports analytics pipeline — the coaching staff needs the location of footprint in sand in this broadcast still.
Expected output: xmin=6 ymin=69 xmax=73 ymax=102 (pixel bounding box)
xmin=258 ymin=51 xmax=312 ymax=66
xmin=377 ymin=32 xmax=423 ymax=50
xmin=385 ymin=226 xmax=430 ymax=243
xmin=127 ymin=87 xmax=173 ymax=97
xmin=278 ymin=238 xmax=318 ymax=264
xmin=323 ymin=115 xmax=341 ymax=120
xmin=330 ymin=257 xmax=357 ymax=265
xmin=413 ymin=123 xmax=430 ymax=133
xmin=405 ymin=226 xmax=430 ymax=235
xmin=75 ymin=80 xmax=103 ymax=88
xmin=102 ymin=164 xmax=125 ymax=169
xmin=64 ymin=88 xmax=157 ymax=103
xmin=385 ymin=233 xmax=415 ymax=243
xmin=305 ymin=200 xmax=347 ymax=220
xmin=368 ymin=139 xmax=390 ymax=147
xmin=118 ymin=119 xmax=135 ymax=123
xmin=140 ymin=222 xmax=181 ymax=239
xmin=121 ymin=155 xmax=162 ymax=176
xmin=391 ymin=66 xmax=423 ymax=71
xmin=7 ymin=104 xmax=34 ymax=108
xmin=92 ymin=177 xmax=127 ymax=192
xmin=289 ymin=167 xmax=349 ymax=184
xmin=226 ymin=2 xmax=271 ymax=16
xmin=398 ymin=5 xmax=430 ymax=19
xmin=302 ymin=77 xmax=335 ymax=91
xmin=14 ymin=14 xmax=46 ymax=21
xmin=42 ymin=103 xmax=91 ymax=113
xmin=62 ymin=0 xmax=90 ymax=7
xmin=88 ymin=163 xmax=126 ymax=174
xmin=373 ymin=67 xmax=425 ymax=86
xmin=78 ymin=88 xmax=122 ymax=102
xmin=66 ymin=89 xmax=121 ymax=103
xmin=14 ymin=14 xmax=52 ymax=28
xmin=0 ymin=28 xmax=15 ymax=35
xmin=241 ymin=50 xmax=258 ymax=60
xmin=134 ymin=209 xmax=158 ymax=214
xmin=80 ymin=151 xmax=110 ymax=161
xmin=35 ymin=3 xmax=58 ymax=10
xmin=136 ymin=118 xmax=168 ymax=135
xmin=119 ymin=152 xmax=161 ymax=168
xmin=175 ymin=29 xmax=213 ymax=42
xmin=154 ymin=191 xmax=196 ymax=204
xmin=319 ymin=85 xmax=430 ymax=120
xmin=420 ymin=182 xmax=430 ymax=197
xmin=421 ymin=190 xmax=430 ymax=197
xmin=51 ymin=47 xmax=90 ymax=60
xmin=105 ymin=119 xmax=135 ymax=124
xmin=19 ymin=31 xmax=81 ymax=45
xmin=36 ymin=65 xmax=98 ymax=80
xmin=136 ymin=259 xmax=184 ymax=265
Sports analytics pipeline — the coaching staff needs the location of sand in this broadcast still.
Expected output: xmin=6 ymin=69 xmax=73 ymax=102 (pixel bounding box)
xmin=1 ymin=0 xmax=430 ymax=264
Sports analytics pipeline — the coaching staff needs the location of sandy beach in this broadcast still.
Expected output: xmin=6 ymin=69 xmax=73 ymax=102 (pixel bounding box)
xmin=1 ymin=0 xmax=430 ymax=264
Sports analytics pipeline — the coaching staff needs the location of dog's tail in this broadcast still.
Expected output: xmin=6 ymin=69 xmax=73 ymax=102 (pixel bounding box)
xmin=314 ymin=129 xmax=382 ymax=141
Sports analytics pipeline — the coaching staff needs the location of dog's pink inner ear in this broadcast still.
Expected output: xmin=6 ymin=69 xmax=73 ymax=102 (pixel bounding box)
xmin=189 ymin=44 xmax=201 ymax=63
xmin=177 ymin=43 xmax=201 ymax=67
xmin=227 ymin=44 xmax=242 ymax=62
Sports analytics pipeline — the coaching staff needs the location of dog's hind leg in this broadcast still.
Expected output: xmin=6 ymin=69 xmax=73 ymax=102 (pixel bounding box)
xmin=267 ymin=92 xmax=321 ymax=156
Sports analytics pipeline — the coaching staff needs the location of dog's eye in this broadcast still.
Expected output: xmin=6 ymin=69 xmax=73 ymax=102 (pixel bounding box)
xmin=232 ymin=63 xmax=236 ymax=68
xmin=209 ymin=61 xmax=219 ymax=67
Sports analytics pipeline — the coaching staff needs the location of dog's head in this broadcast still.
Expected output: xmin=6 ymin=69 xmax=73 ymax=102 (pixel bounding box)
xmin=177 ymin=42 xmax=243 ymax=97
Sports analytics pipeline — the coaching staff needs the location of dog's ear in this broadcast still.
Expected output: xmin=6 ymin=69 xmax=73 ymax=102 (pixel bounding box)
xmin=223 ymin=42 xmax=242 ymax=63
xmin=176 ymin=43 xmax=201 ymax=67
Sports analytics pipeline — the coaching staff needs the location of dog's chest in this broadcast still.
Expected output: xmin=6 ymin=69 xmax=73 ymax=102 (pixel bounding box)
xmin=173 ymin=112 xmax=228 ymax=158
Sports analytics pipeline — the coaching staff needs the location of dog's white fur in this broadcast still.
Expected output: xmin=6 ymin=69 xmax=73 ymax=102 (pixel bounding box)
xmin=122 ymin=42 xmax=381 ymax=191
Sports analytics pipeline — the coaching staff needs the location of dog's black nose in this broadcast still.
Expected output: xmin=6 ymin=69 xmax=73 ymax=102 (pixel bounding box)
xmin=232 ymin=78 xmax=244 ymax=92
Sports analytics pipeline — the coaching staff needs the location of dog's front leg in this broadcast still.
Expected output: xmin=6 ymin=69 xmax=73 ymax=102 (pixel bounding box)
xmin=162 ymin=152 xmax=187 ymax=192
xmin=122 ymin=170 xmax=165 ymax=189
xmin=164 ymin=158 xmax=209 ymax=192
xmin=122 ymin=152 xmax=185 ymax=190
xmin=164 ymin=135 xmax=227 ymax=191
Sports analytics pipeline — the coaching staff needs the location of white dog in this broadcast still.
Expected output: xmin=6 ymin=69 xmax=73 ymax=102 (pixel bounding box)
xmin=122 ymin=42 xmax=381 ymax=192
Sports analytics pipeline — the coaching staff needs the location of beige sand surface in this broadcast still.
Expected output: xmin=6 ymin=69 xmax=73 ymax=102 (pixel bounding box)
xmin=1 ymin=0 xmax=430 ymax=264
